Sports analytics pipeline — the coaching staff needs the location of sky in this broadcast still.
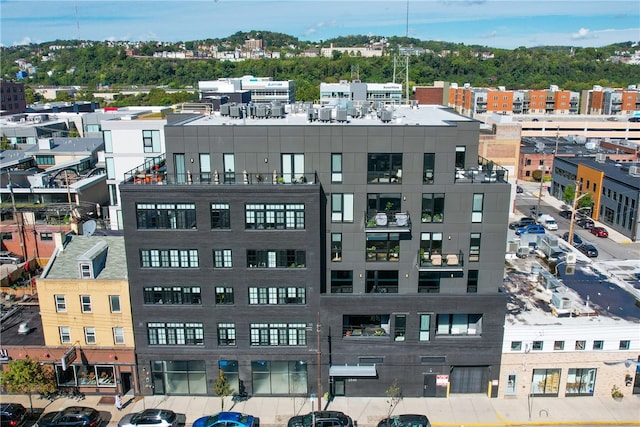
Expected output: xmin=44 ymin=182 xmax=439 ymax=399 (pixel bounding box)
xmin=1 ymin=0 xmax=639 ymax=49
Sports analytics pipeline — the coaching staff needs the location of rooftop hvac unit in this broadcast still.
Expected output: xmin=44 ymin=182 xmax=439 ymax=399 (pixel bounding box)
xmin=319 ymin=108 xmax=332 ymax=122
xmin=220 ymin=104 xmax=230 ymax=116
xmin=629 ymin=166 xmax=640 ymax=177
xmin=271 ymin=105 xmax=284 ymax=118
xmin=595 ymin=153 xmax=606 ymax=162
xmin=566 ymin=253 xmax=576 ymax=265
xmin=551 ymin=293 xmax=572 ymax=310
xmin=380 ymin=109 xmax=393 ymax=123
xmin=256 ymin=105 xmax=267 ymax=118
xmin=336 ymin=108 xmax=347 ymax=122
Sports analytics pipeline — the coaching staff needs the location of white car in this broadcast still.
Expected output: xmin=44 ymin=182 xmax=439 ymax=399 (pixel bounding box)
xmin=543 ymin=219 xmax=558 ymax=231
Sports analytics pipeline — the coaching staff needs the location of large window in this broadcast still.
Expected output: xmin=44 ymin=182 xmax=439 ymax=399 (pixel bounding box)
xmin=249 ymin=323 xmax=307 ymax=346
xmin=151 ymin=360 xmax=206 ymax=394
xmin=113 ymin=327 xmax=125 ymax=345
xmin=59 ymin=326 xmax=71 ymax=344
xmin=435 ymin=314 xmax=482 ymax=336
xmin=143 ymin=287 xmax=202 ymax=305
xmin=142 ymin=130 xmax=161 ymax=153
xmin=394 ymin=314 xmax=406 ymax=341
xmin=566 ymin=368 xmax=596 ymax=396
xmin=472 ymin=193 xmax=484 ymax=222
xmin=251 ymin=360 xmax=308 ymax=395
xmin=531 ymin=369 xmax=560 ymax=396
xmin=367 ymin=193 xmax=401 ymax=215
xmin=247 ymin=250 xmax=305 ymax=268
xmin=84 ymin=327 xmax=96 ymax=344
xmin=109 ymin=295 xmax=121 ymax=313
xmin=423 ymin=153 xmax=435 ymax=184
xmin=245 ymin=204 xmax=305 ymax=230
xmin=455 ymin=146 xmax=466 ymax=169
xmin=366 ymin=270 xmax=398 ymax=293
xmin=420 ymin=232 xmax=443 ymax=257
xmin=418 ymin=272 xmax=440 ymax=293
xmin=331 ymin=270 xmax=353 ymax=293
xmin=331 ymin=233 xmax=342 ymax=262
xmin=211 ymin=203 xmax=231 ymax=229
xmin=217 ymin=323 xmax=236 ymax=346
xmin=219 ymin=360 xmax=240 ymax=394
xmin=343 ymin=314 xmax=390 ymax=337
xmin=419 ymin=314 xmax=431 ymax=341
xmin=248 ymin=287 xmax=306 ymax=305
xmin=331 ymin=193 xmax=354 ymax=222
xmin=421 ymin=193 xmax=445 ymax=223
xmin=467 ymin=270 xmax=478 ymax=293
xmin=148 ymin=322 xmax=204 ymax=346
xmin=331 ymin=153 xmax=343 ymax=183
xmin=213 ymin=249 xmax=233 ymax=268
xmin=215 ymin=287 xmax=234 ymax=304
xmin=366 ymin=233 xmax=400 ymax=262
xmin=469 ymin=233 xmax=481 ymax=262
xmin=140 ymin=249 xmax=199 ymax=268
xmin=367 ymin=153 xmax=402 ymax=183
xmin=136 ymin=203 xmax=196 ymax=229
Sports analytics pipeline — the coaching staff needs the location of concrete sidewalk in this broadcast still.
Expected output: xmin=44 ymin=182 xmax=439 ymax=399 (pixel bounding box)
xmin=6 ymin=393 xmax=640 ymax=427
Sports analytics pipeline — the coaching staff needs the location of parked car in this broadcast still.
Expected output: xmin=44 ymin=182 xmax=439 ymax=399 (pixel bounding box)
xmin=193 ymin=413 xmax=258 ymax=427
xmin=0 ymin=403 xmax=27 ymax=427
xmin=118 ymin=409 xmax=179 ymax=427
xmin=0 ymin=251 xmax=24 ymax=265
xmin=288 ymin=411 xmax=354 ymax=427
xmin=562 ymin=232 xmax=583 ymax=246
xmin=516 ymin=185 xmax=524 ymax=193
xmin=515 ymin=224 xmax=545 ymax=235
xmin=508 ymin=217 xmax=536 ymax=229
xmin=35 ymin=407 xmax=101 ymax=427
xmin=590 ymin=227 xmax=609 ymax=238
xmin=578 ymin=243 xmax=599 ymax=258
xmin=376 ymin=414 xmax=431 ymax=427
xmin=558 ymin=210 xmax=573 ymax=219
xmin=576 ymin=218 xmax=595 ymax=229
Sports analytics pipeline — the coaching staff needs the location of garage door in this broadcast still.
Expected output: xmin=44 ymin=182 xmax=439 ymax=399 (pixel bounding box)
xmin=449 ymin=366 xmax=489 ymax=393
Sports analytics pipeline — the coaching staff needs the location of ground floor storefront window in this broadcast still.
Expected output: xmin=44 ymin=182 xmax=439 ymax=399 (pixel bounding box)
xmin=531 ymin=368 xmax=560 ymax=396
xmin=151 ymin=360 xmax=206 ymax=394
xmin=55 ymin=365 xmax=116 ymax=388
xmin=565 ymin=368 xmax=596 ymax=396
xmin=251 ymin=360 xmax=307 ymax=395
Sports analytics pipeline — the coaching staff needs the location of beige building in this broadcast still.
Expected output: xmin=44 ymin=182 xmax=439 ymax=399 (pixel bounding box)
xmin=36 ymin=234 xmax=138 ymax=396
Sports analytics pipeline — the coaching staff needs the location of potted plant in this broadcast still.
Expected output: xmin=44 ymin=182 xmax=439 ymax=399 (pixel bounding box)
xmin=277 ymin=176 xmax=285 ymax=184
xmin=611 ymin=385 xmax=624 ymax=401
xmin=390 ymin=245 xmax=400 ymax=259
xmin=421 ymin=213 xmax=431 ymax=223
xmin=385 ymin=201 xmax=394 ymax=212
xmin=433 ymin=213 xmax=443 ymax=222
xmin=367 ymin=218 xmax=376 ymax=227
xmin=367 ymin=246 xmax=376 ymax=260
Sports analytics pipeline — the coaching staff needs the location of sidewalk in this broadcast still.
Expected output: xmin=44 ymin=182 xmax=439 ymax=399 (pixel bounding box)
xmin=6 ymin=393 xmax=640 ymax=427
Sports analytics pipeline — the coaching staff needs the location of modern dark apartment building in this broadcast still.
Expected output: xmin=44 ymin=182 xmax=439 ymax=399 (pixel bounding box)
xmin=120 ymin=103 xmax=510 ymax=398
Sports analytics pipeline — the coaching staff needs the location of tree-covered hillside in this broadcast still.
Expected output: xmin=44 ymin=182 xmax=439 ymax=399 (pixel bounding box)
xmin=2 ymin=32 xmax=638 ymax=103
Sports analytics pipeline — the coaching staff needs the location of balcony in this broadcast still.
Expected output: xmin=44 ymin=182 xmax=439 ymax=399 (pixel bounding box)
xmin=124 ymin=158 xmax=318 ymax=187
xmin=364 ymin=211 xmax=411 ymax=233
xmin=455 ymin=156 xmax=508 ymax=184
xmin=417 ymin=250 xmax=464 ymax=271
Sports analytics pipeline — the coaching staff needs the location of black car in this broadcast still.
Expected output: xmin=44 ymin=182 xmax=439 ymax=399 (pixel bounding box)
xmin=0 ymin=403 xmax=27 ymax=427
xmin=516 ymin=185 xmax=524 ymax=193
xmin=558 ymin=210 xmax=573 ymax=219
xmin=377 ymin=414 xmax=431 ymax=427
xmin=287 ymin=411 xmax=353 ymax=427
xmin=562 ymin=232 xmax=583 ymax=246
xmin=576 ymin=218 xmax=595 ymax=229
xmin=578 ymin=243 xmax=598 ymax=258
xmin=508 ymin=217 xmax=536 ymax=229
xmin=35 ymin=407 xmax=101 ymax=427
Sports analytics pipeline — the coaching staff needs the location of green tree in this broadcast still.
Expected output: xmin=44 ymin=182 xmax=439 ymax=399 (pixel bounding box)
xmin=0 ymin=357 xmax=56 ymax=412
xmin=562 ymin=184 xmax=593 ymax=210
xmin=531 ymin=169 xmax=543 ymax=182
xmin=563 ymin=184 xmax=576 ymax=205
xmin=1 ymin=134 xmax=12 ymax=150
xmin=385 ymin=379 xmax=402 ymax=423
xmin=213 ymin=369 xmax=233 ymax=411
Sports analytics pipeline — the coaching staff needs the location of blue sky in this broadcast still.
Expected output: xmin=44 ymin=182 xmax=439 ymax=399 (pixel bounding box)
xmin=1 ymin=0 xmax=638 ymax=49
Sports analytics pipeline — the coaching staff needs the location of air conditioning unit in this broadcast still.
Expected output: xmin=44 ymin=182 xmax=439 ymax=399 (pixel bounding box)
xmin=566 ymin=253 xmax=577 ymax=265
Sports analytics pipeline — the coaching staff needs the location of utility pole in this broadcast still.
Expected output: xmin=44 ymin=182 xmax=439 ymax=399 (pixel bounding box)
xmin=7 ymin=173 xmax=27 ymax=262
xmin=535 ymin=165 xmax=547 ymax=224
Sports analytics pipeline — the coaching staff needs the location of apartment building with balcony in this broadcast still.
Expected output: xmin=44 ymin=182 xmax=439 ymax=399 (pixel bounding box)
xmin=119 ymin=104 xmax=510 ymax=398
xmin=448 ymin=84 xmax=579 ymax=117
xmin=581 ymin=85 xmax=640 ymax=116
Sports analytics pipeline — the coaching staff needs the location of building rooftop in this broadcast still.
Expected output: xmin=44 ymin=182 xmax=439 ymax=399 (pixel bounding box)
xmin=556 ymin=156 xmax=640 ymax=188
xmin=41 ymin=235 xmax=127 ymax=281
xmin=177 ymin=104 xmax=474 ymax=127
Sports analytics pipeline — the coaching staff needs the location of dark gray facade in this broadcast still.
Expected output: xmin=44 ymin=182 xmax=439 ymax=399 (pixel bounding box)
xmin=120 ymin=105 xmax=510 ymax=398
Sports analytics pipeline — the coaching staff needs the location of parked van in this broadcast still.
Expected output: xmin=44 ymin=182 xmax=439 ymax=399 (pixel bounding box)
xmin=539 ymin=215 xmax=558 ymax=231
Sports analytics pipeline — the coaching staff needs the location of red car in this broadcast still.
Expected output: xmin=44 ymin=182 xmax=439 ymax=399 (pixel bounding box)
xmin=590 ymin=226 xmax=608 ymax=238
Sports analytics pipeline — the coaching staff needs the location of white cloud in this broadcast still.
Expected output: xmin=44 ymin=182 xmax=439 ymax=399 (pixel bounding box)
xmin=571 ymin=28 xmax=592 ymax=40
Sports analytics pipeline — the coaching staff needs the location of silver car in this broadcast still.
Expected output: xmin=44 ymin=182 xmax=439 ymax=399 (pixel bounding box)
xmin=118 ymin=410 xmax=178 ymax=427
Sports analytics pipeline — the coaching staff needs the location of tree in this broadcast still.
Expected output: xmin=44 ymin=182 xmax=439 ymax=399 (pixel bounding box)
xmin=213 ymin=369 xmax=234 ymax=411
xmin=531 ymin=169 xmax=543 ymax=182
xmin=1 ymin=134 xmax=12 ymax=150
xmin=0 ymin=357 xmax=56 ymax=412
xmin=385 ymin=379 xmax=402 ymax=424
xmin=562 ymin=184 xmax=594 ymax=211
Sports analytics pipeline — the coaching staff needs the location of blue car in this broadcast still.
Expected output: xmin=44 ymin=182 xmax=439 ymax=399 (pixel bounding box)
xmin=515 ymin=224 xmax=545 ymax=235
xmin=192 ymin=413 xmax=258 ymax=427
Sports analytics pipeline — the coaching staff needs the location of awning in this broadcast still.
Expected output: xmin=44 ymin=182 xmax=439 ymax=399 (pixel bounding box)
xmin=329 ymin=365 xmax=377 ymax=377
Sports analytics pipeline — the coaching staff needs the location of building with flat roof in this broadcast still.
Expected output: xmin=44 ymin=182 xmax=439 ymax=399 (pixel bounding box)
xmin=119 ymin=103 xmax=511 ymax=398
xmin=0 ymin=81 xmax=27 ymax=116
xmin=550 ymin=157 xmax=640 ymax=241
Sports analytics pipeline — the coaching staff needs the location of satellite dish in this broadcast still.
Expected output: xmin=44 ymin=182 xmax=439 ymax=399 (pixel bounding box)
xmin=83 ymin=220 xmax=97 ymax=237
